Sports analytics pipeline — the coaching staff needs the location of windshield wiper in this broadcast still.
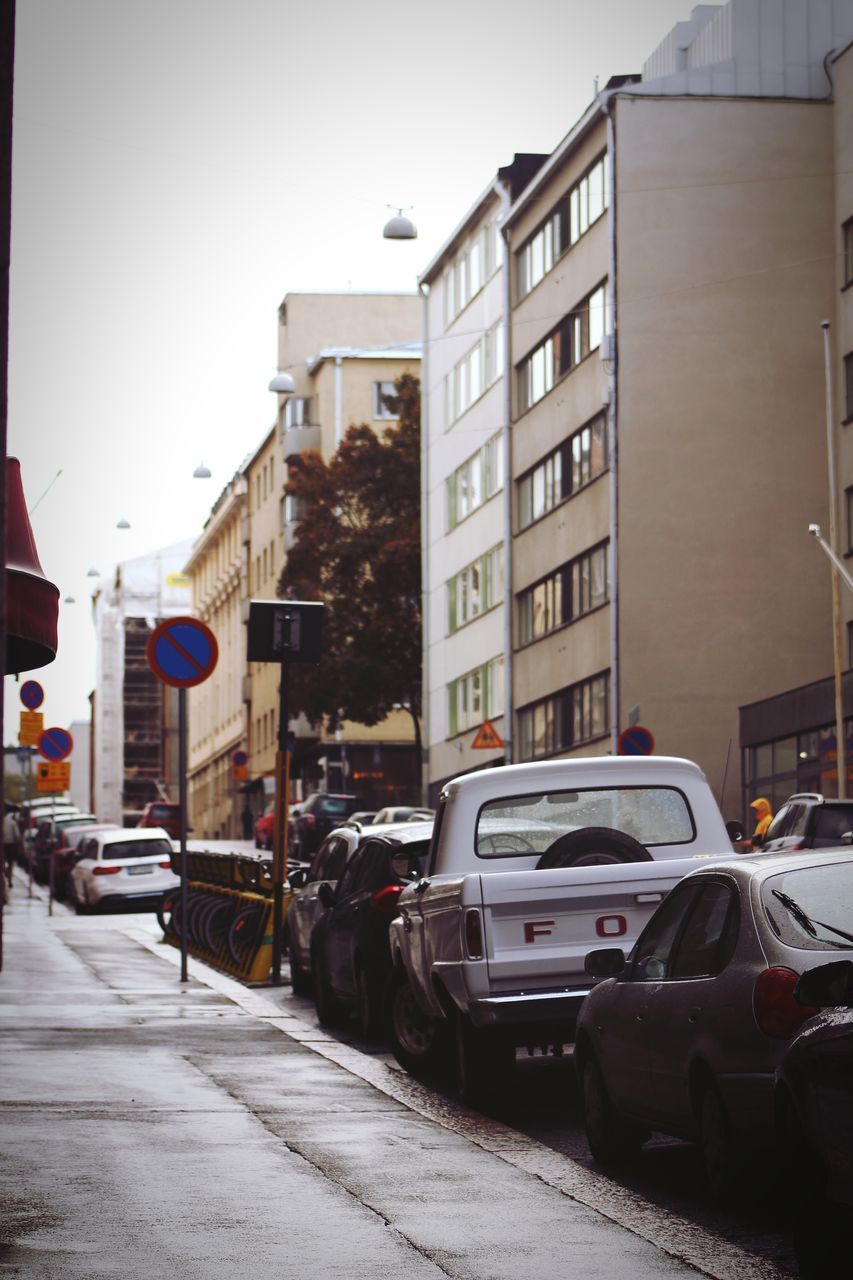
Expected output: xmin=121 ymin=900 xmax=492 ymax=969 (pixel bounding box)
xmin=771 ymin=889 xmax=853 ymax=946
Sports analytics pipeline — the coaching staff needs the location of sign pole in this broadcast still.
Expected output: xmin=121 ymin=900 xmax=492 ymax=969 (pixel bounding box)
xmin=26 ymin=750 xmax=33 ymax=898
xmin=178 ymin=686 xmax=189 ymax=984
xmin=271 ymin=663 xmax=290 ymax=986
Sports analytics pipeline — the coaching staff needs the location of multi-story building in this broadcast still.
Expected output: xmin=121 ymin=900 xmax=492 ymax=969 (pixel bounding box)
xmin=185 ymin=473 xmax=247 ymax=839
xmin=91 ymin=541 xmax=192 ymax=825
xmin=422 ymin=0 xmax=853 ymax=822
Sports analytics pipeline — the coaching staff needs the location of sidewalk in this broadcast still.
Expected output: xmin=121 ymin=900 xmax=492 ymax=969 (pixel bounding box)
xmin=0 ymin=885 xmax=783 ymax=1280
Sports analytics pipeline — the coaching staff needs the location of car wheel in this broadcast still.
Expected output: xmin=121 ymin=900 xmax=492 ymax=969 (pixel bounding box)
xmin=312 ymin=943 xmax=346 ymax=1027
xmin=698 ymin=1079 xmax=737 ymax=1203
xmin=355 ymin=962 xmax=384 ymax=1041
xmin=285 ymin=921 xmax=312 ymax=996
xmin=454 ymin=1010 xmax=515 ymax=1107
xmin=536 ymin=827 xmax=651 ymax=869
xmin=581 ymin=1054 xmax=647 ymax=1166
xmin=388 ymin=970 xmax=451 ymax=1081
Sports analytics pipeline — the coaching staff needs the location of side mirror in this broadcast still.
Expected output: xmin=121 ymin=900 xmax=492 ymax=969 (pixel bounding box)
xmin=317 ymin=881 xmax=336 ymax=910
xmin=725 ymin=820 xmax=745 ymax=843
xmin=288 ymin=867 xmax=308 ymax=890
xmin=795 ymin=960 xmax=853 ymax=1008
xmin=585 ymin=947 xmax=626 ymax=978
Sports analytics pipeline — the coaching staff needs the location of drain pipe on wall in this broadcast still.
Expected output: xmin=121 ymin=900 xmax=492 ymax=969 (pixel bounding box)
xmin=497 ymin=178 xmax=514 ymax=764
xmin=418 ymin=281 xmax=431 ymax=804
xmin=602 ymin=93 xmax=620 ymax=755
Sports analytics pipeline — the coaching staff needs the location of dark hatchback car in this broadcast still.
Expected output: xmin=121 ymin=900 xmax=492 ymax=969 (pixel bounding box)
xmin=138 ymin=802 xmax=181 ymax=839
xmin=775 ymin=959 xmax=853 ymax=1278
xmin=310 ymin=823 xmax=432 ymax=1039
xmin=761 ymin=793 xmax=853 ymax=852
xmin=289 ymin=792 xmax=365 ymax=859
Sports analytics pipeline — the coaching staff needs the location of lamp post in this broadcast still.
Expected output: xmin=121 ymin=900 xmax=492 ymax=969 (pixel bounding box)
xmin=816 ymin=320 xmax=846 ymax=797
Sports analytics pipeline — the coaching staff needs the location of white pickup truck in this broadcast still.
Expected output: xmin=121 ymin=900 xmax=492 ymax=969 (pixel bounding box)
xmin=386 ymin=754 xmax=744 ymax=1102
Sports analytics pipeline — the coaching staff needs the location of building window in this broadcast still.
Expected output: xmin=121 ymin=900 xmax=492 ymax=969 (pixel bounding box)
xmin=447 ymin=655 xmax=504 ymax=737
xmin=284 ymin=493 xmax=308 ymax=525
xmin=518 ymin=282 xmax=607 ymax=412
xmin=844 ymin=217 xmax=853 ymax=288
xmin=283 ymin=396 xmax=313 ymax=430
xmin=845 ymin=352 xmax=853 ymax=423
xmin=444 ymin=219 xmax=501 ymax=328
xmin=445 ymin=322 xmax=504 ymax=427
xmin=518 ymin=413 xmax=607 ymax=529
xmin=374 ymin=381 xmax=398 ymax=419
xmin=518 ymin=541 xmax=608 ymax=645
xmin=446 ymin=433 xmax=503 ymax=529
xmin=447 ymin=545 xmax=504 ymax=633
xmin=518 ymin=671 xmax=610 ymax=760
xmin=516 ymin=152 xmax=608 ymax=299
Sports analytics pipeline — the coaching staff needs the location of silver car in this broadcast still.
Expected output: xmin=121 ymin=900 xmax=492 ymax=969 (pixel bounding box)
xmin=575 ymin=848 xmax=853 ymax=1200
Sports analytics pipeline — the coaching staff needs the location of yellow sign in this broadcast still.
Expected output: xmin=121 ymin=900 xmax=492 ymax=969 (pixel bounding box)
xmin=19 ymin=711 xmax=44 ymax=745
xmin=166 ymin=572 xmax=191 ymax=588
xmin=36 ymin=761 xmax=71 ymax=793
xmin=471 ymin=719 xmax=505 ymax=750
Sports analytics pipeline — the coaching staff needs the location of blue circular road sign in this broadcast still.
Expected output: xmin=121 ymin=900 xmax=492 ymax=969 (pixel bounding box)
xmin=38 ymin=727 xmax=74 ymax=762
xmin=20 ymin=680 xmax=44 ymax=710
xmin=617 ymin=725 xmax=655 ymax=756
xmin=146 ymin=616 xmax=218 ymax=688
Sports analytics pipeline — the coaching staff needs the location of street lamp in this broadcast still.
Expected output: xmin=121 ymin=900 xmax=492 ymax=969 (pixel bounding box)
xmin=268 ymin=371 xmax=296 ymax=394
xmin=116 ymin=517 xmax=130 ymax=530
xmin=193 ymin=462 xmax=212 ymax=479
xmin=383 ymin=207 xmax=418 ymax=240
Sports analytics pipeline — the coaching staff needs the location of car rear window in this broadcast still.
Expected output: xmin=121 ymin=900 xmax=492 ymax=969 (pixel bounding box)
xmin=761 ymin=861 xmax=853 ymax=951
xmin=476 ymin=786 xmax=696 ymax=858
xmin=102 ymin=839 xmax=173 ymax=861
xmin=810 ymin=807 xmax=853 ymax=846
xmin=316 ymin=797 xmax=355 ymax=816
xmin=149 ymin=805 xmax=177 ymax=819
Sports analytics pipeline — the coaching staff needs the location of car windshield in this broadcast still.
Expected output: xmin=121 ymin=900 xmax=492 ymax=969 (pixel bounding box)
xmin=476 ymin=786 xmax=696 ymax=858
xmin=102 ymin=839 xmax=172 ymax=861
xmin=762 ymin=861 xmax=853 ymax=950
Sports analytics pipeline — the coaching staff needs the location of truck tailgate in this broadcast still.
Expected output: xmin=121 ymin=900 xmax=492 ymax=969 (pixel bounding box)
xmin=479 ymin=858 xmax=703 ymax=991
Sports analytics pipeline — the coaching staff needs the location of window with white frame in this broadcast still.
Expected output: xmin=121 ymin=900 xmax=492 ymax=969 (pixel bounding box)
xmin=447 ymin=434 xmax=503 ymax=529
xmin=517 ymin=413 xmax=607 ymax=529
xmin=448 ymin=655 xmax=504 ymax=737
xmin=447 ymin=545 xmax=504 ymax=633
xmin=518 ymin=282 xmax=607 ymax=412
xmin=445 ymin=322 xmax=505 ymax=426
xmin=443 ymin=219 xmax=502 ymax=328
xmin=516 ymin=153 xmax=609 ymax=299
xmin=518 ymin=671 xmax=609 ymax=760
xmin=373 ymin=381 xmax=398 ymax=419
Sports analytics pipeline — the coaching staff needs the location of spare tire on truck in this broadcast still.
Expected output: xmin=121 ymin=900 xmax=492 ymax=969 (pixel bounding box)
xmin=535 ymin=826 xmax=651 ymax=869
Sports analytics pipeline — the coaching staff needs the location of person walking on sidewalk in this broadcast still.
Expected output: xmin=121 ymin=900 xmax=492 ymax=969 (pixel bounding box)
xmin=3 ymin=805 xmax=20 ymax=888
xmin=747 ymin=796 xmax=773 ymax=850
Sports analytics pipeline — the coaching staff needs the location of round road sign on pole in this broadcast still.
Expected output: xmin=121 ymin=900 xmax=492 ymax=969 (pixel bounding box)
xmin=617 ymin=725 xmax=655 ymax=756
xmin=20 ymin=680 xmax=44 ymax=710
xmin=38 ymin=727 xmax=74 ymax=762
xmin=233 ymin=749 xmax=248 ymax=767
xmin=146 ymin=616 xmax=218 ymax=688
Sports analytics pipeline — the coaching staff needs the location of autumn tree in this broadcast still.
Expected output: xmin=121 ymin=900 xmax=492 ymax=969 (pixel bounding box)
xmin=277 ymin=374 xmax=423 ymax=765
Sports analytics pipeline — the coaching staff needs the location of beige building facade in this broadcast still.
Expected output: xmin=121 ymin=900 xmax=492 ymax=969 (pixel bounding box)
xmin=422 ymin=0 xmax=853 ymax=822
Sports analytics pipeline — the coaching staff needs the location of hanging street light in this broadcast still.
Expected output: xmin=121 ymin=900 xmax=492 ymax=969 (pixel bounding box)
xmin=383 ymin=206 xmax=418 ymax=240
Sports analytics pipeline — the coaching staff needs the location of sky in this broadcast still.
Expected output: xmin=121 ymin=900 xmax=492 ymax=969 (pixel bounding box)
xmin=4 ymin=0 xmax=696 ymax=743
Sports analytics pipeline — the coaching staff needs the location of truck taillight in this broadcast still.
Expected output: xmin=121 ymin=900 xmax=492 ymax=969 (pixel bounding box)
xmin=93 ymin=865 xmax=122 ymax=876
xmin=370 ymin=884 xmax=404 ymax=914
xmin=464 ymin=908 xmax=483 ymax=959
xmin=753 ymin=966 xmax=817 ymax=1038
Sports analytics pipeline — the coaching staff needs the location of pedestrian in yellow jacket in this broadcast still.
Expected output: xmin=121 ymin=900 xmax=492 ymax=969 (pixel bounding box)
xmin=748 ymin=796 xmax=773 ymax=849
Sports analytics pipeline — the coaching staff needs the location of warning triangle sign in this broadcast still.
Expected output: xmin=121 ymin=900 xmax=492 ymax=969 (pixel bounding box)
xmin=471 ymin=719 xmax=504 ymax=750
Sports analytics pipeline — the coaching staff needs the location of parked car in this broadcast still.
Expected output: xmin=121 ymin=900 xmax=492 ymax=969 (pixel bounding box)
xmin=254 ymin=803 xmax=275 ymax=850
xmin=574 ymin=848 xmax=853 ymax=1200
xmin=774 ymin=959 xmax=853 ymax=1277
xmin=345 ymin=811 xmax=378 ymax=829
xmin=284 ymin=824 xmax=365 ymax=994
xmin=53 ymin=822 xmax=120 ymax=900
xmin=761 ymin=793 xmax=853 ymax=852
xmin=30 ymin=812 xmax=96 ymax=882
xmin=289 ymin=793 xmax=365 ymax=859
xmin=371 ymin=805 xmax=435 ymax=825
xmin=310 ymin=823 xmax=433 ymax=1038
xmin=68 ymin=827 xmax=179 ymax=912
xmin=138 ymin=801 xmax=182 ymax=838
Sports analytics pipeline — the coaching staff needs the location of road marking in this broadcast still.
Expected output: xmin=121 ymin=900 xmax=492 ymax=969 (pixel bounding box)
xmin=124 ymin=928 xmax=788 ymax=1280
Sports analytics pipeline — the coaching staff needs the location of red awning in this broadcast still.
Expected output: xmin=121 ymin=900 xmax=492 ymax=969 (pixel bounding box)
xmin=5 ymin=457 xmax=59 ymax=674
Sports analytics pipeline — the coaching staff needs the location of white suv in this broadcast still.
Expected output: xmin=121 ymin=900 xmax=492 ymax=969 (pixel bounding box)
xmin=69 ymin=827 xmax=179 ymax=912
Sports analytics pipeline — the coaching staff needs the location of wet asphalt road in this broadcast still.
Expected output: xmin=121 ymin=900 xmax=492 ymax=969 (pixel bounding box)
xmin=3 ymin=890 xmax=799 ymax=1278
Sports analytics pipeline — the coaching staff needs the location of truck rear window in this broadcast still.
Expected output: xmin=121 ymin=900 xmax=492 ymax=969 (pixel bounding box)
xmin=476 ymin=786 xmax=696 ymax=858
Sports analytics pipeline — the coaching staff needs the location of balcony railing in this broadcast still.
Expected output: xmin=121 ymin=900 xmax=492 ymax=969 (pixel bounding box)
xmin=282 ymin=423 xmax=322 ymax=460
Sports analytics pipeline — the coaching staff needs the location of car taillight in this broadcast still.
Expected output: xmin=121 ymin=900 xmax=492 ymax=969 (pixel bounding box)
xmin=304 ymin=814 xmax=316 ymax=828
xmin=464 ymin=908 xmax=484 ymax=960
xmin=159 ymin=860 xmax=172 ymax=869
xmin=753 ymin=966 xmax=818 ymax=1038
xmin=93 ymin=865 xmax=122 ymax=876
xmin=370 ymin=884 xmax=404 ymax=914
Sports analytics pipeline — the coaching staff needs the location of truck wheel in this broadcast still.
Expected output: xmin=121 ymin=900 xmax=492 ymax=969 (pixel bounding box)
xmin=454 ymin=1011 xmax=515 ymax=1107
xmin=536 ymin=826 xmax=650 ymax=869
xmin=389 ymin=970 xmax=450 ymax=1080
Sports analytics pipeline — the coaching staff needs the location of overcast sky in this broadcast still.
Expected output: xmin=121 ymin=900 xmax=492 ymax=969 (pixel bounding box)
xmin=4 ymin=0 xmax=695 ymax=743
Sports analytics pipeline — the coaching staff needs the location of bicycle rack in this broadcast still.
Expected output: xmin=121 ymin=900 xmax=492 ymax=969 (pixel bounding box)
xmin=163 ymin=849 xmax=293 ymax=984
